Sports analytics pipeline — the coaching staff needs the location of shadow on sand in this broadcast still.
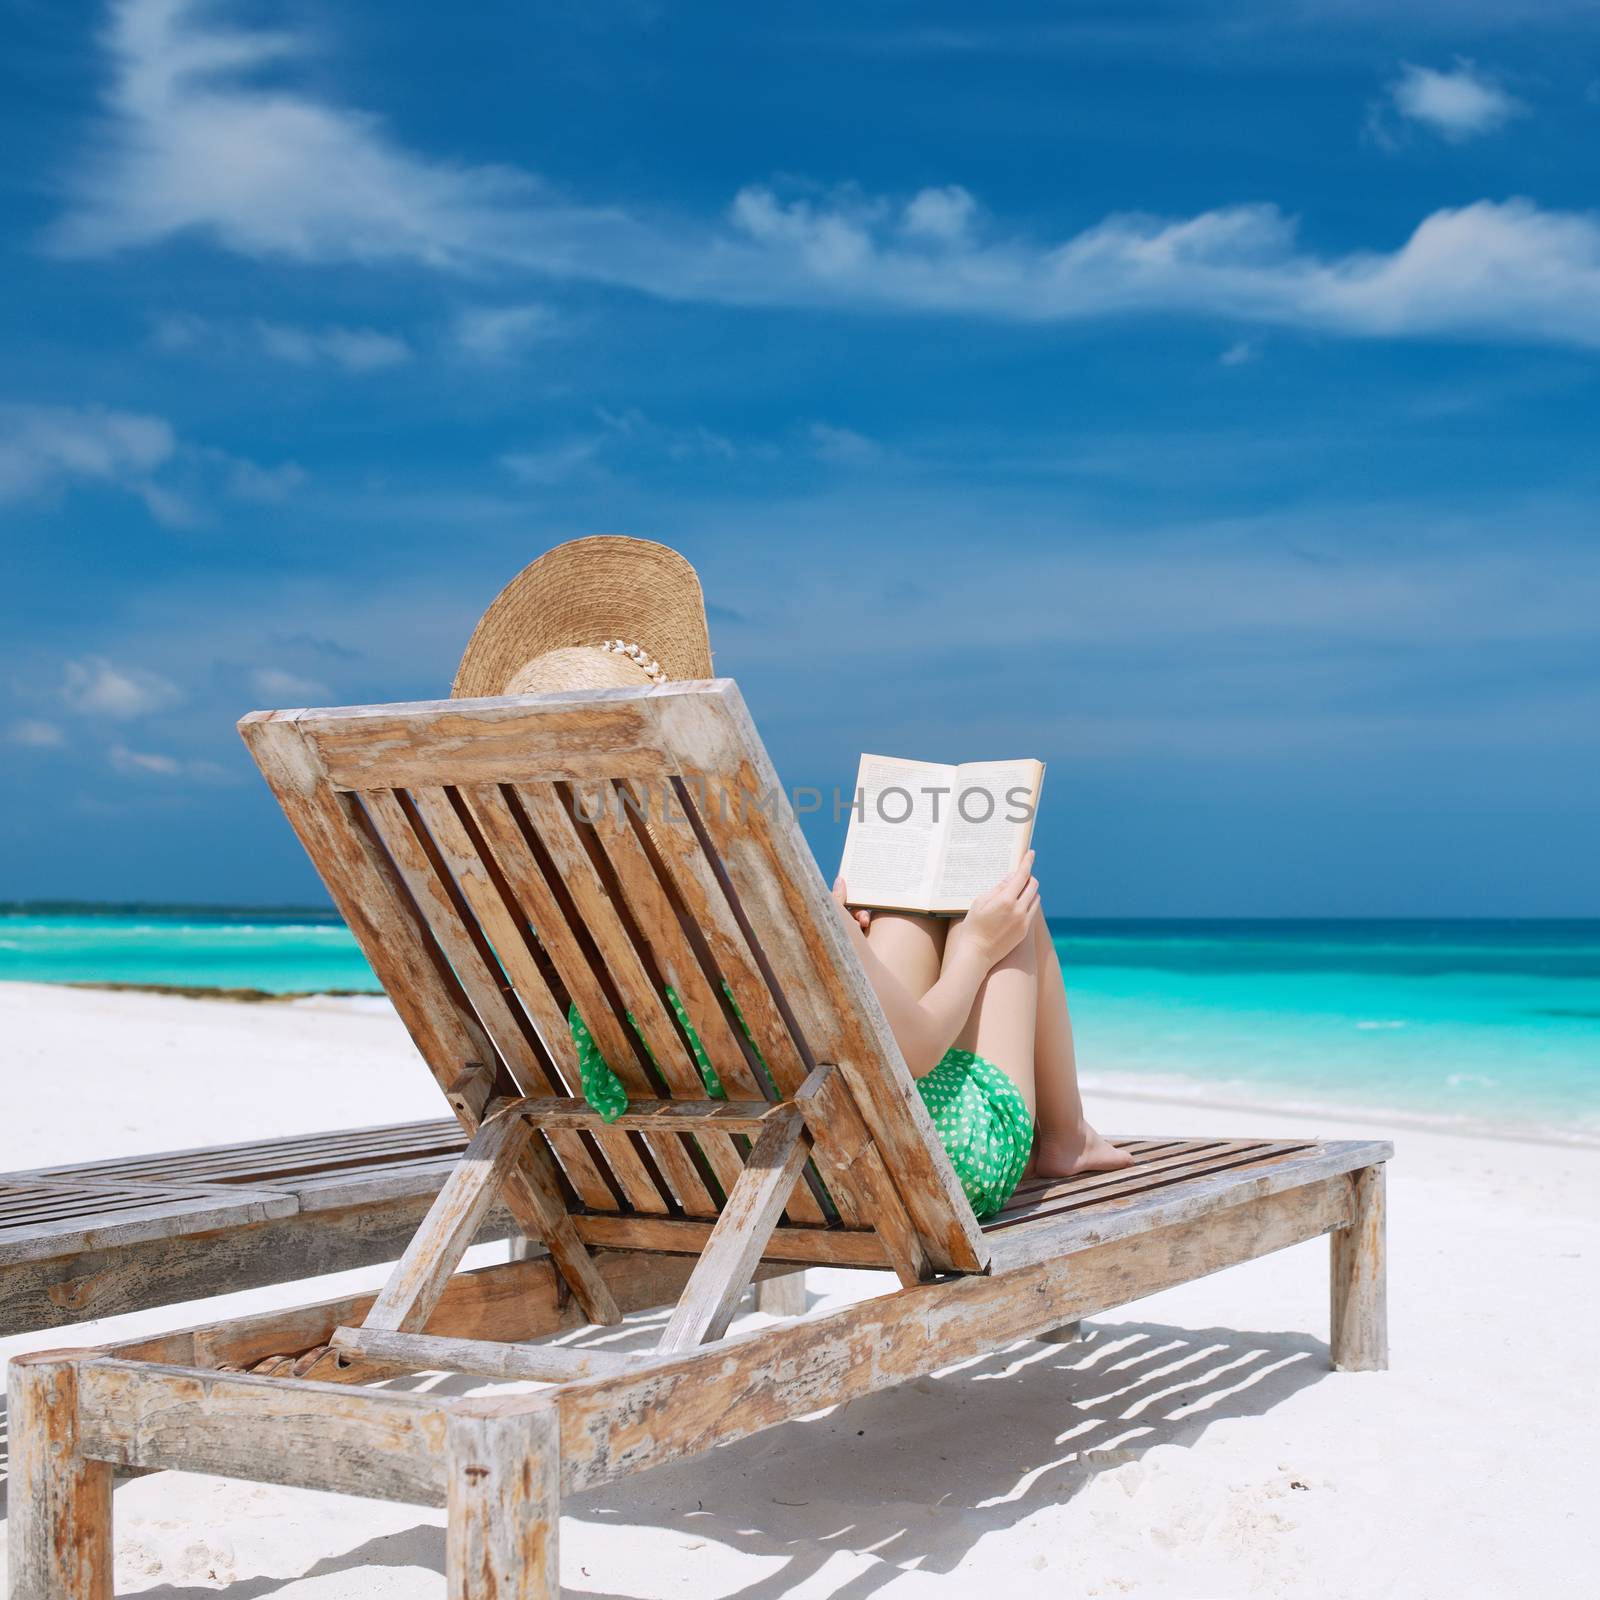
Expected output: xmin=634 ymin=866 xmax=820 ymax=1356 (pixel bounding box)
xmin=2 ymin=1305 xmax=1333 ymax=1598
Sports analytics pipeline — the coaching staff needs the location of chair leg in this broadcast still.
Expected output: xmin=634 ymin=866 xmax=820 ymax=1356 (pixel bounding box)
xmin=7 ymin=1355 xmax=113 ymax=1600
xmin=1330 ymin=1163 xmax=1388 ymax=1371
xmin=446 ymin=1401 xmax=561 ymax=1599
xmin=754 ymin=1270 xmax=807 ymax=1317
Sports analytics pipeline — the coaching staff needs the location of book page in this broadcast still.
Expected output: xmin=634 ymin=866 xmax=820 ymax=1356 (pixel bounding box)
xmin=928 ymin=759 xmax=1044 ymax=911
xmin=838 ymin=754 xmax=955 ymax=911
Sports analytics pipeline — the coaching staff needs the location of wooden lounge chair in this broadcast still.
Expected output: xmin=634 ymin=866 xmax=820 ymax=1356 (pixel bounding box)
xmin=8 ymin=681 xmax=1390 ymax=1600
xmin=0 ymin=1119 xmax=502 ymax=1338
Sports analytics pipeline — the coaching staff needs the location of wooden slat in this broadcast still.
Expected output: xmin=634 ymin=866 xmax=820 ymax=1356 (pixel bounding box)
xmin=793 ymin=1067 xmax=930 ymax=1287
xmin=649 ymin=684 xmax=988 ymax=1273
xmin=24 ymin=1119 xmax=470 ymax=1186
xmin=331 ymin=1326 xmax=653 ymax=1383
xmin=573 ymin=1213 xmax=889 ymax=1267
xmin=364 ymin=785 xmax=654 ymax=1215
xmin=626 ymin=774 xmax=866 ymax=1231
xmin=459 ymin=781 xmax=724 ymax=1217
xmin=362 ymin=1109 xmax=534 ymax=1334
xmin=658 ymin=1100 xmax=815 ymax=1351
xmin=297 ymin=691 xmax=673 ymax=792
xmin=400 ymin=786 xmax=619 ymax=1212
xmin=514 ymin=781 xmax=736 ymax=1218
xmin=982 ymin=1140 xmax=1390 ymax=1270
xmin=587 ymin=782 xmax=830 ymax=1228
xmin=238 ymin=714 xmax=608 ymax=1303
xmin=988 ymin=1141 xmax=1314 ymax=1230
xmin=518 ymin=1096 xmax=789 ymax=1132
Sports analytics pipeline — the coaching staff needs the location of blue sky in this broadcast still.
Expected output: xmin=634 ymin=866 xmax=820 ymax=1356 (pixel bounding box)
xmin=3 ymin=0 xmax=1598 ymax=915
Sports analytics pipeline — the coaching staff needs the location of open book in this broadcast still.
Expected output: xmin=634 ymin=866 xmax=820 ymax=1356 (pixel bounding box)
xmin=838 ymin=754 xmax=1045 ymax=914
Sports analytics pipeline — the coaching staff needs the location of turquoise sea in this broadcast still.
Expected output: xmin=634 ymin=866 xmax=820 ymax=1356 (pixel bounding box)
xmin=3 ymin=906 xmax=1597 ymax=1145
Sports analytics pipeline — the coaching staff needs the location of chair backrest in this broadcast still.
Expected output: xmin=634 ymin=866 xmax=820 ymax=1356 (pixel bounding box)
xmin=239 ymin=680 xmax=988 ymax=1277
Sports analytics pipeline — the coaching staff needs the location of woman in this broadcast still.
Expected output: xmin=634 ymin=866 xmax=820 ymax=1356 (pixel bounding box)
xmin=831 ymin=861 xmax=1130 ymax=1217
xmin=456 ymin=535 xmax=1129 ymax=1220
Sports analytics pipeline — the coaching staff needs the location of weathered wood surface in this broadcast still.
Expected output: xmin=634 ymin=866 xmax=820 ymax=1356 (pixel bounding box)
xmin=984 ymin=1138 xmax=1391 ymax=1269
xmin=401 ymin=784 xmax=619 ymax=1212
xmin=1 ymin=1186 xmax=510 ymax=1339
xmin=362 ymin=1109 xmax=534 ymax=1334
xmin=658 ymin=1101 xmax=816 ymax=1351
xmin=298 ymin=692 xmax=675 ymax=792
xmin=754 ymin=1270 xmax=807 ymax=1317
xmin=651 ymin=683 xmax=990 ymax=1274
xmin=517 ymin=1096 xmax=785 ymax=1132
xmin=76 ymin=1359 xmax=453 ymax=1505
xmin=7 ymin=1353 xmax=114 ymax=1600
xmin=571 ymin=1213 xmax=890 ymax=1266
xmin=100 ymin=1248 xmax=754 ymax=1377
xmin=446 ymin=1401 xmax=560 ymax=1600
xmin=0 ymin=1181 xmax=295 ymax=1267
xmin=1330 ymin=1163 xmax=1388 ymax=1371
xmin=0 ymin=1116 xmax=519 ymax=1334
xmin=17 ymin=1116 xmax=471 ymax=1188
xmin=555 ymin=1175 xmax=1354 ymax=1491
xmin=331 ymin=1325 xmax=653 ymax=1383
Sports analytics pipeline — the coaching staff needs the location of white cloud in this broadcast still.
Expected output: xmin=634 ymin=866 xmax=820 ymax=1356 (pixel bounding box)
xmin=499 ymin=438 xmax=605 ymax=486
xmin=45 ymin=2 xmax=1600 ymax=351
xmin=220 ymin=455 xmax=308 ymax=502
xmin=8 ymin=719 xmax=66 ymax=748
xmin=808 ymin=422 xmax=881 ymax=463
xmin=108 ymin=740 xmax=233 ymax=781
xmin=250 ymin=665 xmax=328 ymax=700
xmin=62 ymin=656 xmax=182 ymax=718
xmin=454 ymin=303 xmax=560 ymax=361
xmin=0 ymin=400 xmax=299 ymax=522
xmin=155 ymin=312 xmax=411 ymax=371
xmin=0 ymin=403 xmax=175 ymax=502
xmin=901 ymin=185 xmax=977 ymax=243
xmin=1220 ymin=339 xmax=1259 ymax=365
xmin=253 ymin=321 xmax=411 ymax=371
xmin=1388 ymin=61 xmax=1524 ymax=141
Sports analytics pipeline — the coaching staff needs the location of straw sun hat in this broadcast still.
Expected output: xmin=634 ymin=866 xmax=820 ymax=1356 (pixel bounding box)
xmin=452 ymin=536 xmax=714 ymax=697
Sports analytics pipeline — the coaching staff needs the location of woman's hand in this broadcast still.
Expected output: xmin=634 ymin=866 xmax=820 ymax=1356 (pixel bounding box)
xmin=954 ymin=852 xmax=1039 ymax=966
xmin=832 ymin=877 xmax=872 ymax=932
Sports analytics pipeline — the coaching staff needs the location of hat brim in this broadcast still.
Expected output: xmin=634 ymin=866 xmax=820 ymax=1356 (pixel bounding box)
xmin=452 ymin=536 xmax=714 ymax=697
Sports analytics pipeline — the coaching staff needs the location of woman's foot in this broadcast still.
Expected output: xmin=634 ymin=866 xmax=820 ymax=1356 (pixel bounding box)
xmin=1027 ymin=1124 xmax=1135 ymax=1179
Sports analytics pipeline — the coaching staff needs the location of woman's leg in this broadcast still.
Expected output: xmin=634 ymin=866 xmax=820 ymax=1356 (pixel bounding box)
xmin=864 ymin=912 xmax=948 ymax=998
xmin=1028 ymin=915 xmax=1132 ymax=1175
xmin=946 ymin=911 xmax=1040 ymax=1115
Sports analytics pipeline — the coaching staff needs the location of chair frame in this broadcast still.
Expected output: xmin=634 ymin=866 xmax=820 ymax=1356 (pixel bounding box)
xmin=7 ymin=681 xmax=1389 ymax=1600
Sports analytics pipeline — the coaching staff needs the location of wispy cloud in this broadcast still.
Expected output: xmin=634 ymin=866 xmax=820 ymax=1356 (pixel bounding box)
xmin=0 ymin=400 xmax=304 ymax=524
xmin=808 ymin=422 xmax=881 ymax=463
xmin=1385 ymin=60 xmax=1524 ymax=142
xmin=453 ymin=303 xmax=562 ymax=361
xmin=0 ymin=403 xmax=175 ymax=514
xmin=249 ymin=666 xmax=328 ymax=700
xmin=1220 ymin=339 xmax=1260 ymax=366
xmin=42 ymin=2 xmax=1600 ymax=350
xmin=108 ymin=740 xmax=234 ymax=781
xmin=62 ymin=656 xmax=182 ymax=718
xmin=7 ymin=719 xmax=66 ymax=748
xmin=154 ymin=312 xmax=411 ymax=371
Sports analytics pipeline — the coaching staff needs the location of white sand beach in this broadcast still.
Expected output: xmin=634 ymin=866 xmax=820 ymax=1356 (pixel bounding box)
xmin=2 ymin=979 xmax=1595 ymax=1599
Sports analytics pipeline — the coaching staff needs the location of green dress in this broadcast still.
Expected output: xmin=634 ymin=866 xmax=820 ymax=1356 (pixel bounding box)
xmin=568 ymin=996 xmax=1033 ymax=1219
